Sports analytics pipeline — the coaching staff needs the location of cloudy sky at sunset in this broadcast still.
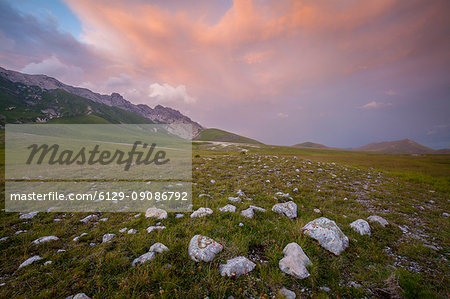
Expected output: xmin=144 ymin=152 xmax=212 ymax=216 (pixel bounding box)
xmin=1 ymin=0 xmax=449 ymax=148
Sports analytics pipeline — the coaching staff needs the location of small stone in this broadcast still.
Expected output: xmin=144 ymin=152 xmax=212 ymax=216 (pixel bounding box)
xmin=102 ymin=233 xmax=115 ymax=243
xmin=57 ymin=249 xmax=66 ymax=253
xmin=228 ymin=196 xmax=242 ymax=203
xmin=347 ymin=281 xmax=362 ymax=288
xmin=241 ymin=208 xmax=254 ymax=219
xmin=99 ymin=218 xmax=108 ymax=222
xmin=44 ymin=261 xmax=52 ymax=266
xmin=15 ymin=230 xmax=27 ymax=235
xmin=33 ymin=236 xmax=59 ymax=244
xmin=350 ymin=219 xmax=371 ymax=235
xmin=313 ymin=208 xmax=321 ymax=214
xmin=145 ymin=208 xmax=168 ymax=219
xmin=219 ymin=256 xmax=256 ymax=277
xmin=89 ymin=242 xmax=96 ymax=246
xmin=127 ymin=229 xmax=137 ymax=234
xmin=443 ymin=212 xmax=449 ymax=217
xmin=219 ymin=204 xmax=236 ymax=212
xmin=279 ymin=242 xmax=312 ymax=279
xmin=239 ymin=223 xmax=244 ymax=226
xmin=237 ymin=190 xmax=246 ymax=197
xmin=18 ymin=255 xmax=42 ymax=269
xmin=279 ymin=287 xmax=296 ymax=299
xmin=320 ymin=286 xmax=331 ymax=292
xmin=275 ymin=192 xmax=291 ymax=198
xmin=0 ymin=237 xmax=8 ymax=242
xmin=175 ymin=213 xmax=184 ymax=218
xmin=249 ymin=205 xmax=266 ymax=212
xmin=303 ymin=217 xmax=349 ymax=255
xmin=190 ymin=207 xmax=213 ymax=218
xmin=20 ymin=211 xmax=38 ymax=219
xmin=367 ymin=215 xmax=389 ymax=227
xmin=272 ymin=201 xmax=297 ymax=219
xmin=210 ymin=179 xmax=215 ymax=183
xmin=188 ymin=235 xmax=223 ymax=262
xmin=71 ymin=293 xmax=90 ymax=299
xmin=146 ymin=226 xmax=166 ymax=233
xmin=149 ymin=242 xmax=169 ymax=253
xmin=80 ymin=215 xmax=98 ymax=223
xmin=132 ymin=252 xmax=156 ymax=266
xmin=119 ymin=227 xmax=127 ymax=233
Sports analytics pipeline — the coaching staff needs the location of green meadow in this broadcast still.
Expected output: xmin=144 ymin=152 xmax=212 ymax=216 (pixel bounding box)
xmin=0 ymin=138 xmax=449 ymax=298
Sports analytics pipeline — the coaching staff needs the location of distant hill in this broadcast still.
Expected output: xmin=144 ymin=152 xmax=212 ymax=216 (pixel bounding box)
xmin=293 ymin=142 xmax=334 ymax=150
xmin=354 ymin=138 xmax=436 ymax=154
xmin=194 ymin=128 xmax=262 ymax=144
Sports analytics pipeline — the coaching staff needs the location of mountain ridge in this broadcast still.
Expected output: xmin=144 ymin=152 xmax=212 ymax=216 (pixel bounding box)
xmin=0 ymin=66 xmax=203 ymax=135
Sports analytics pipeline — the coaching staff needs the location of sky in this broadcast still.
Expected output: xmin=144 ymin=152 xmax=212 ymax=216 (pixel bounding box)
xmin=0 ymin=0 xmax=449 ymax=148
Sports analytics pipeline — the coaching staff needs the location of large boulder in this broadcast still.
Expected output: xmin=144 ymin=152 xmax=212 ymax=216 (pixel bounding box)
xmin=219 ymin=256 xmax=256 ymax=277
xmin=350 ymin=219 xmax=371 ymax=235
xmin=145 ymin=208 xmax=168 ymax=219
xmin=272 ymin=201 xmax=297 ymax=219
xmin=188 ymin=235 xmax=223 ymax=262
xmin=279 ymin=243 xmax=312 ymax=279
xmin=303 ymin=217 xmax=349 ymax=255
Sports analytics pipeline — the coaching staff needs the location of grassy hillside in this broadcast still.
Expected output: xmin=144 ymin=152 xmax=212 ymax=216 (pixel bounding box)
xmin=0 ymin=78 xmax=153 ymax=125
xmin=0 ymin=140 xmax=449 ymax=297
xmin=195 ymin=128 xmax=262 ymax=144
xmin=355 ymin=139 xmax=435 ymax=154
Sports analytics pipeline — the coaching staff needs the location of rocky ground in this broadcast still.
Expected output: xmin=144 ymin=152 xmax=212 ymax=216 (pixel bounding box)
xmin=0 ymin=149 xmax=449 ymax=298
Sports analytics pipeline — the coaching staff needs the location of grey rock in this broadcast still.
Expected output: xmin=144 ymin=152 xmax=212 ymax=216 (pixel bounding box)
xmin=279 ymin=242 xmax=312 ymax=279
xmin=20 ymin=211 xmax=38 ymax=219
xmin=119 ymin=227 xmax=127 ymax=233
xmin=73 ymin=294 xmax=90 ymax=299
xmin=219 ymin=204 xmax=236 ymax=212
xmin=127 ymin=229 xmax=137 ymax=234
xmin=350 ymin=219 xmax=371 ymax=235
xmin=102 ymin=233 xmax=115 ymax=243
xmin=272 ymin=201 xmax=297 ymax=219
xmin=279 ymin=287 xmax=296 ymax=299
xmin=219 ymin=256 xmax=256 ymax=277
xmin=175 ymin=213 xmax=184 ymax=218
xmin=18 ymin=255 xmax=42 ymax=269
xmin=149 ymin=242 xmax=169 ymax=253
xmin=249 ymin=205 xmax=266 ymax=212
xmin=190 ymin=207 xmax=213 ymax=218
xmin=228 ymin=196 xmax=242 ymax=203
xmin=146 ymin=226 xmax=166 ymax=233
xmin=132 ymin=252 xmax=156 ymax=266
xmin=320 ymin=286 xmax=331 ymax=292
xmin=241 ymin=208 xmax=254 ymax=219
xmin=80 ymin=215 xmax=98 ymax=223
xmin=33 ymin=236 xmax=59 ymax=244
xmin=188 ymin=235 xmax=223 ymax=262
xmin=367 ymin=215 xmax=389 ymax=227
xmin=0 ymin=237 xmax=8 ymax=242
xmin=303 ymin=217 xmax=349 ymax=255
xmin=44 ymin=261 xmax=52 ymax=266
xmin=145 ymin=208 xmax=168 ymax=219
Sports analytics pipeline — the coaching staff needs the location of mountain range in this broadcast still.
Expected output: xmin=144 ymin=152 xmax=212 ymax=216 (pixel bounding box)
xmin=0 ymin=66 xmax=203 ymax=135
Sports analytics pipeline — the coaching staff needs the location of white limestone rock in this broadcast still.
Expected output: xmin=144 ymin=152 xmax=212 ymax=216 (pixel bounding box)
xmin=102 ymin=233 xmax=115 ymax=243
xmin=228 ymin=196 xmax=242 ymax=203
xmin=80 ymin=215 xmax=98 ymax=223
xmin=149 ymin=242 xmax=169 ymax=253
xmin=145 ymin=208 xmax=168 ymax=219
xmin=146 ymin=226 xmax=166 ymax=233
xmin=272 ymin=201 xmax=297 ymax=219
xmin=279 ymin=242 xmax=312 ymax=279
xmin=20 ymin=211 xmax=38 ymax=219
xmin=367 ymin=215 xmax=389 ymax=227
xmin=241 ymin=207 xmax=254 ymax=219
xmin=33 ymin=236 xmax=59 ymax=244
xmin=188 ymin=235 xmax=223 ymax=262
xmin=132 ymin=252 xmax=156 ymax=266
xmin=18 ymin=255 xmax=42 ymax=269
xmin=190 ymin=207 xmax=213 ymax=218
xmin=350 ymin=219 xmax=371 ymax=235
xmin=303 ymin=217 xmax=349 ymax=255
xmin=279 ymin=287 xmax=296 ymax=299
xmin=219 ymin=256 xmax=256 ymax=277
xmin=219 ymin=204 xmax=236 ymax=212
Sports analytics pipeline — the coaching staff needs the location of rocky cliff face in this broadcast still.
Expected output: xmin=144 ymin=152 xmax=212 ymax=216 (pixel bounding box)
xmin=0 ymin=67 xmax=203 ymax=136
